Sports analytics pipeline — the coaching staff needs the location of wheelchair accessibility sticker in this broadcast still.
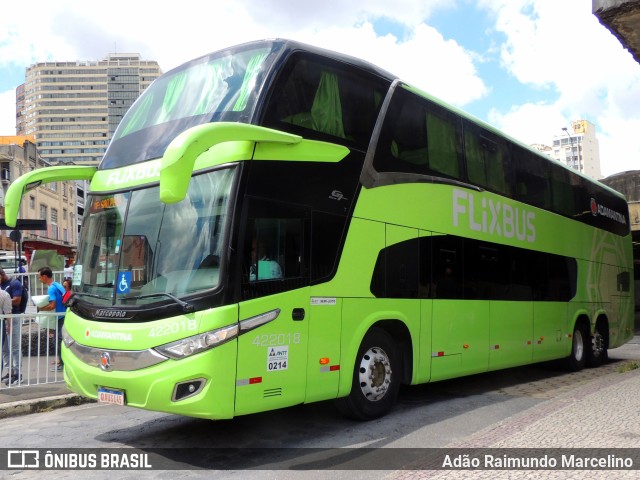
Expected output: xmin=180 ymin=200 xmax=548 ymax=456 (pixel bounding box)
xmin=117 ymin=271 xmax=132 ymax=294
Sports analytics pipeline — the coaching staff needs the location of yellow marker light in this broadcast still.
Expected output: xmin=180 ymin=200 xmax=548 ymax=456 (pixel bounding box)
xmin=319 ymin=358 xmax=330 ymax=365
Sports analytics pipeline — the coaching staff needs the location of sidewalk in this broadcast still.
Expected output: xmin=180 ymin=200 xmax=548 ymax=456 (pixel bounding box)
xmin=391 ymin=337 xmax=640 ymax=479
xmin=0 ymin=380 xmax=89 ymax=418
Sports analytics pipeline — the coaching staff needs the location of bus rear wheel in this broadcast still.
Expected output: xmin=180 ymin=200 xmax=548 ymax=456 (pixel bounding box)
xmin=563 ymin=323 xmax=588 ymax=371
xmin=587 ymin=323 xmax=608 ymax=368
xmin=335 ymin=328 xmax=401 ymax=421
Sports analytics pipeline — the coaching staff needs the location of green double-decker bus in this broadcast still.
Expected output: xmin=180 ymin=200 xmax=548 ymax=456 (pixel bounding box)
xmin=5 ymin=39 xmax=633 ymax=420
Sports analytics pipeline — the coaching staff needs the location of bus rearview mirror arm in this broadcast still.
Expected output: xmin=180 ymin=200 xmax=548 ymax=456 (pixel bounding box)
xmin=159 ymin=122 xmax=303 ymax=204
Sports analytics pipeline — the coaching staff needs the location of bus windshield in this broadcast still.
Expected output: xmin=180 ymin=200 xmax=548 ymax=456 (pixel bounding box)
xmin=101 ymin=45 xmax=274 ymax=169
xmin=74 ymin=167 xmax=235 ymax=307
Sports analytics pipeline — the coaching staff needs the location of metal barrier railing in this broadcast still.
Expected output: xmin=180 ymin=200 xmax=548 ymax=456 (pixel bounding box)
xmin=1 ymin=311 xmax=65 ymax=389
xmin=1 ymin=269 xmax=70 ymax=389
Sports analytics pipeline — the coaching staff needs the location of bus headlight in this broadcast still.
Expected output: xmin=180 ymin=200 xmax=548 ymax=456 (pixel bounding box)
xmin=61 ymin=325 xmax=75 ymax=348
xmin=154 ymin=324 xmax=239 ymax=359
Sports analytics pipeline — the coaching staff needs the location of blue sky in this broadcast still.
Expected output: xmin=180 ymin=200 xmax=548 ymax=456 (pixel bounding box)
xmin=1 ymin=0 xmax=638 ymax=177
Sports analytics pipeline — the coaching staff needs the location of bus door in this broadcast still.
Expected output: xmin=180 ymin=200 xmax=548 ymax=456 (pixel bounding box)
xmin=236 ymin=289 xmax=310 ymax=416
xmin=234 ymin=207 xmax=310 ymax=416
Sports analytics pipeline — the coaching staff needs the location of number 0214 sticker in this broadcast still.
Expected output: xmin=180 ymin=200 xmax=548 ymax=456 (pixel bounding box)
xmin=267 ymin=346 xmax=288 ymax=371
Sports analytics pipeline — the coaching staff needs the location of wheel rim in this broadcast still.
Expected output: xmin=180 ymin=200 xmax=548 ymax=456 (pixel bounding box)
xmin=592 ymin=329 xmax=604 ymax=358
xmin=574 ymin=329 xmax=585 ymax=361
xmin=357 ymin=346 xmax=392 ymax=402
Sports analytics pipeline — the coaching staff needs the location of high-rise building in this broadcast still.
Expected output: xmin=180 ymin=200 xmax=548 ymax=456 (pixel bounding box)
xmin=550 ymin=120 xmax=602 ymax=179
xmin=17 ymin=53 xmax=162 ymax=165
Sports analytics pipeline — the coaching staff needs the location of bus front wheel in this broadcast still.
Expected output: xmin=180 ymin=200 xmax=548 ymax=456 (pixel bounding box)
xmin=563 ymin=323 xmax=588 ymax=371
xmin=335 ymin=328 xmax=401 ymax=421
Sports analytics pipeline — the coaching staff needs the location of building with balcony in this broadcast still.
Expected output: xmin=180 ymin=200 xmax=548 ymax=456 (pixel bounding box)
xmin=17 ymin=53 xmax=161 ymax=166
xmin=550 ymin=120 xmax=602 ymax=180
xmin=0 ymin=136 xmax=77 ymax=262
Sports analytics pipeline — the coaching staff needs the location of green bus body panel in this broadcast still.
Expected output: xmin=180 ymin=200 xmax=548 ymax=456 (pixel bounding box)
xmin=430 ymin=300 xmax=490 ymax=382
xmin=306 ymin=294 xmax=342 ymax=403
xmin=235 ymin=289 xmax=310 ymax=416
xmin=533 ymin=303 xmax=569 ymax=362
xmin=62 ymin=305 xmax=239 ymax=419
xmin=354 ymin=182 xmax=634 ymax=348
xmin=253 ymin=138 xmax=349 ymax=163
xmin=4 ymin=165 xmax=97 ymax=228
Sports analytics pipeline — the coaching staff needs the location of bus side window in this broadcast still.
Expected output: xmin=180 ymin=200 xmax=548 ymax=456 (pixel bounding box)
xmin=513 ymin=147 xmax=551 ymax=210
xmin=262 ymin=52 xmax=389 ymax=152
xmin=464 ymin=122 xmax=511 ymax=196
xmin=373 ymin=87 xmax=462 ymax=181
xmin=241 ymin=200 xmax=309 ymax=300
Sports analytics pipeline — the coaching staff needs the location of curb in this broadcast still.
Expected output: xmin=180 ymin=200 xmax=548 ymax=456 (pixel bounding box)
xmin=0 ymin=394 xmax=96 ymax=420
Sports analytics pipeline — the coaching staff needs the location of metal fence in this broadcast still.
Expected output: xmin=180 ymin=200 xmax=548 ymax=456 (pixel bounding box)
xmin=1 ymin=270 xmax=68 ymax=389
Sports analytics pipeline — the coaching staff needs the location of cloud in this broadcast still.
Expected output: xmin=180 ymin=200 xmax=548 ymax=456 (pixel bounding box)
xmin=478 ymin=0 xmax=640 ymax=177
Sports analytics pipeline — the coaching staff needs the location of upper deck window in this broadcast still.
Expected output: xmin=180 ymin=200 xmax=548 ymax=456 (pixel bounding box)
xmin=373 ymin=87 xmax=463 ymax=181
xmin=262 ymin=53 xmax=390 ymax=152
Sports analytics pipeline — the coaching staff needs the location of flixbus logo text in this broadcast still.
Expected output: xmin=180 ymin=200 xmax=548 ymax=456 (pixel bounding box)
xmin=452 ymin=189 xmax=536 ymax=243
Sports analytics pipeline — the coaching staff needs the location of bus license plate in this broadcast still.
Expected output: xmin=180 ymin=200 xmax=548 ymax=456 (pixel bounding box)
xmin=97 ymin=387 xmax=126 ymax=406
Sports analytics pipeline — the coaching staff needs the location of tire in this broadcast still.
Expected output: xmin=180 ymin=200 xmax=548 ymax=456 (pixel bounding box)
xmin=587 ymin=322 xmax=608 ymax=368
xmin=563 ymin=322 xmax=588 ymax=371
xmin=335 ymin=328 xmax=401 ymax=421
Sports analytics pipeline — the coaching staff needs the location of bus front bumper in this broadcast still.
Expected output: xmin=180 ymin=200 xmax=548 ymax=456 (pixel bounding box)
xmin=61 ymin=341 xmax=238 ymax=420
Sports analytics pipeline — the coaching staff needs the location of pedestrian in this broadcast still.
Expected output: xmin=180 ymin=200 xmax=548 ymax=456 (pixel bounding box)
xmin=0 ymin=268 xmax=25 ymax=385
xmin=37 ymin=267 xmax=66 ymax=372
xmin=63 ymin=261 xmax=73 ymax=281
xmin=0 ymin=288 xmax=12 ymax=384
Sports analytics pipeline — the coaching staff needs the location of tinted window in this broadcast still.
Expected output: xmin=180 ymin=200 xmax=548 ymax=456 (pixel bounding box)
xmin=464 ymin=121 xmax=511 ymax=196
xmin=513 ymin=147 xmax=551 ymax=210
xmin=241 ymin=199 xmax=309 ymax=300
xmin=550 ymin=163 xmax=578 ymax=218
xmin=372 ymin=87 xmax=463 ymax=180
xmin=262 ymin=53 xmax=389 ymax=151
xmin=370 ymin=233 xmax=576 ymax=302
xmin=370 ymin=239 xmax=420 ymax=299
xmin=310 ymin=212 xmax=346 ymax=283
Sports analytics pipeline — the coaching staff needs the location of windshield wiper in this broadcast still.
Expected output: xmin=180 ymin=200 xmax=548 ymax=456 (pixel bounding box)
xmin=128 ymin=292 xmax=195 ymax=313
xmin=66 ymin=291 xmax=113 ymax=307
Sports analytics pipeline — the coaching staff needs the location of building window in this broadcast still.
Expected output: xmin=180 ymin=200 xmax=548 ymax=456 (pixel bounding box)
xmin=51 ymin=208 xmax=59 ymax=240
xmin=40 ymin=204 xmax=48 ymax=237
xmin=29 ymin=196 xmax=35 ymax=209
